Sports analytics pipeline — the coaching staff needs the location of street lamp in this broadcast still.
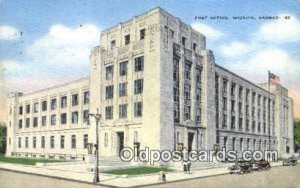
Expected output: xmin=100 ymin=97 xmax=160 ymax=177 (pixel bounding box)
xmin=89 ymin=108 xmax=101 ymax=183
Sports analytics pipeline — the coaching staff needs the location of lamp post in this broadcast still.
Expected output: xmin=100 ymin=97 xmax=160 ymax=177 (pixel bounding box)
xmin=89 ymin=108 xmax=101 ymax=183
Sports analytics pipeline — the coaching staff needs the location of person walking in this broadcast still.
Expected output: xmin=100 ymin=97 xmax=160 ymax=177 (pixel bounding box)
xmin=183 ymin=160 xmax=187 ymax=174
xmin=187 ymin=159 xmax=191 ymax=174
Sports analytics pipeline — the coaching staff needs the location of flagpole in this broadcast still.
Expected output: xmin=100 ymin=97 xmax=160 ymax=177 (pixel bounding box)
xmin=268 ymin=71 xmax=271 ymax=152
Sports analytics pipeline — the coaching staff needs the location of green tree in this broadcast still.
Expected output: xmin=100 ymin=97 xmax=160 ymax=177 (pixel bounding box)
xmin=294 ymin=119 xmax=300 ymax=151
xmin=0 ymin=123 xmax=6 ymax=154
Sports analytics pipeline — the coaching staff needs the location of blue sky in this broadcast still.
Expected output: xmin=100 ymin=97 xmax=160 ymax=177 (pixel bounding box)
xmin=0 ymin=0 xmax=300 ymax=116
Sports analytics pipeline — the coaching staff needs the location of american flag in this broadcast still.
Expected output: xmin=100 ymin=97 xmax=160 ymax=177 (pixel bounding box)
xmin=269 ymin=72 xmax=280 ymax=84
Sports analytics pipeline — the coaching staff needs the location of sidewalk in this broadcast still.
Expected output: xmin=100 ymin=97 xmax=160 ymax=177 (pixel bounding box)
xmin=0 ymin=161 xmax=284 ymax=188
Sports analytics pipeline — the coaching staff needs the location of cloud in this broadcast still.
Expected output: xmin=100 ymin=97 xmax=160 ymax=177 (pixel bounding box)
xmin=27 ymin=24 xmax=101 ymax=65
xmin=0 ymin=25 xmax=20 ymax=41
xmin=254 ymin=13 xmax=300 ymax=43
xmin=219 ymin=41 xmax=250 ymax=57
xmin=191 ymin=23 xmax=224 ymax=41
xmin=1 ymin=59 xmax=26 ymax=72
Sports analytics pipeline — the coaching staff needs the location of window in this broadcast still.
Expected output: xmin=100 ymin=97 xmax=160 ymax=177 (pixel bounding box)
xmin=42 ymin=116 xmax=47 ymax=126
xmin=84 ymin=91 xmax=90 ymax=104
xmin=119 ymin=61 xmax=128 ymax=76
xmin=33 ymin=117 xmax=38 ymax=128
xmin=41 ymin=136 xmax=45 ymax=148
xmin=26 ymin=104 xmax=30 ymax=113
xmin=196 ymin=88 xmax=201 ymax=102
xmin=119 ymin=82 xmax=127 ymax=97
xmin=83 ymin=110 xmax=90 ymax=124
xmin=106 ymin=65 xmax=114 ymax=80
xmin=231 ymin=83 xmax=236 ymax=96
xmin=61 ymin=113 xmax=67 ymax=124
xmin=51 ymin=98 xmax=57 ymax=110
xmin=196 ymin=108 xmax=201 ymax=122
xmin=239 ymin=86 xmax=243 ymax=99
xmin=231 ymin=100 xmax=235 ymax=112
xmin=104 ymin=133 xmax=108 ymax=147
xmin=134 ymin=79 xmax=143 ymax=94
xmin=19 ymin=106 xmax=23 ymax=115
xmin=72 ymin=94 xmax=78 ymax=106
xmin=71 ymin=111 xmax=78 ymax=124
xmin=185 ymin=63 xmax=191 ymax=79
xmin=222 ymin=97 xmax=227 ymax=110
xmin=170 ymin=29 xmax=174 ymax=38
xmin=134 ymin=56 xmax=144 ymax=72
xmin=193 ymin=43 xmax=197 ymax=51
xmin=222 ymin=114 xmax=227 ymax=128
xmin=140 ymin=29 xmax=145 ymax=40
xmin=26 ymin=118 xmax=30 ymax=128
xmin=239 ymin=117 xmax=243 ymax=130
xmin=184 ymin=84 xmax=191 ymax=100
xmin=50 ymin=115 xmax=56 ymax=126
xmin=18 ymin=137 xmax=21 ymax=148
xmin=182 ymin=37 xmax=186 ymax=46
xmin=134 ymin=102 xmax=143 ymax=117
xmin=222 ymin=79 xmax=228 ymax=93
xmin=105 ymin=85 xmax=114 ymax=99
xmin=184 ymin=106 xmax=191 ymax=120
xmin=33 ymin=102 xmax=39 ymax=113
xmin=60 ymin=135 xmax=65 ymax=149
xmin=19 ymin=119 xmax=22 ymax=129
xmin=25 ymin=137 xmax=28 ymax=148
xmin=71 ymin=135 xmax=76 ymax=149
xmin=119 ymin=104 xmax=127 ymax=119
xmin=231 ymin=116 xmax=236 ymax=129
xmin=125 ymin=34 xmax=130 ymax=45
xmin=42 ymin=101 xmax=47 ymax=111
xmin=50 ymin=136 xmax=55 ymax=149
xmin=110 ymin=40 xmax=116 ymax=50
xmin=83 ymin=134 xmax=88 ymax=149
xmin=105 ymin=106 xmax=113 ymax=119
xmin=61 ymin=96 xmax=67 ymax=108
xmin=33 ymin=137 xmax=36 ymax=148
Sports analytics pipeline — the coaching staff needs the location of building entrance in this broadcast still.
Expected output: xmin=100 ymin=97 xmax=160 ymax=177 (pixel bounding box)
xmin=188 ymin=132 xmax=195 ymax=153
xmin=117 ymin=132 xmax=124 ymax=155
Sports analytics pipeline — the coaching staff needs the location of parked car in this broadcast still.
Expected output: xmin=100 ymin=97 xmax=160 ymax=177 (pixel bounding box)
xmin=283 ymin=157 xmax=298 ymax=166
xmin=229 ymin=160 xmax=252 ymax=174
xmin=254 ymin=159 xmax=271 ymax=170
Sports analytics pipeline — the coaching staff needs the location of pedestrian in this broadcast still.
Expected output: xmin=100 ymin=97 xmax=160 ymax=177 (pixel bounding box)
xmin=187 ymin=159 xmax=191 ymax=174
xmin=158 ymin=171 xmax=166 ymax=183
xmin=183 ymin=160 xmax=187 ymax=174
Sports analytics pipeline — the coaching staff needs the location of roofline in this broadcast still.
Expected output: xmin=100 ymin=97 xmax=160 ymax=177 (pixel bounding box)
xmin=16 ymin=76 xmax=89 ymax=97
xmin=215 ymin=64 xmax=274 ymax=96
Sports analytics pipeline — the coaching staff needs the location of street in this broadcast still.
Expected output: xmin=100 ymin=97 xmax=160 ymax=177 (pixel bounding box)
xmin=145 ymin=165 xmax=300 ymax=188
xmin=0 ymin=165 xmax=300 ymax=188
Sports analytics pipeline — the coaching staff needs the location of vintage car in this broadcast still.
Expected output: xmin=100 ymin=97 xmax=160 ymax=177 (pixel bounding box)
xmin=229 ymin=160 xmax=252 ymax=174
xmin=252 ymin=159 xmax=271 ymax=170
xmin=283 ymin=157 xmax=298 ymax=166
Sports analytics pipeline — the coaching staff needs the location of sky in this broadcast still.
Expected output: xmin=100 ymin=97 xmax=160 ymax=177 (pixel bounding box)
xmin=0 ymin=0 xmax=299 ymax=117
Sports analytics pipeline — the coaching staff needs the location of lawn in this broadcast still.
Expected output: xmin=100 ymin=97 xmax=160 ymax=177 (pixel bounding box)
xmin=104 ymin=167 xmax=172 ymax=175
xmin=0 ymin=155 xmax=66 ymax=165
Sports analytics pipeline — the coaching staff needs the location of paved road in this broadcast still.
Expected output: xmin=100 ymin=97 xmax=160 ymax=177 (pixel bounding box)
xmin=0 ymin=165 xmax=300 ymax=188
xmin=145 ymin=165 xmax=300 ymax=188
xmin=0 ymin=169 xmax=106 ymax=188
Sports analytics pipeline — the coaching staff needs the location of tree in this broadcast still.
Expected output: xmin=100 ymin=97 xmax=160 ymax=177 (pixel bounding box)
xmin=0 ymin=123 xmax=6 ymax=154
xmin=294 ymin=119 xmax=300 ymax=151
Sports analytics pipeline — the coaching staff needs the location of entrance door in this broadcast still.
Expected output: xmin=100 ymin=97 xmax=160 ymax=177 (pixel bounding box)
xmin=117 ymin=132 xmax=124 ymax=155
xmin=188 ymin=132 xmax=195 ymax=153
